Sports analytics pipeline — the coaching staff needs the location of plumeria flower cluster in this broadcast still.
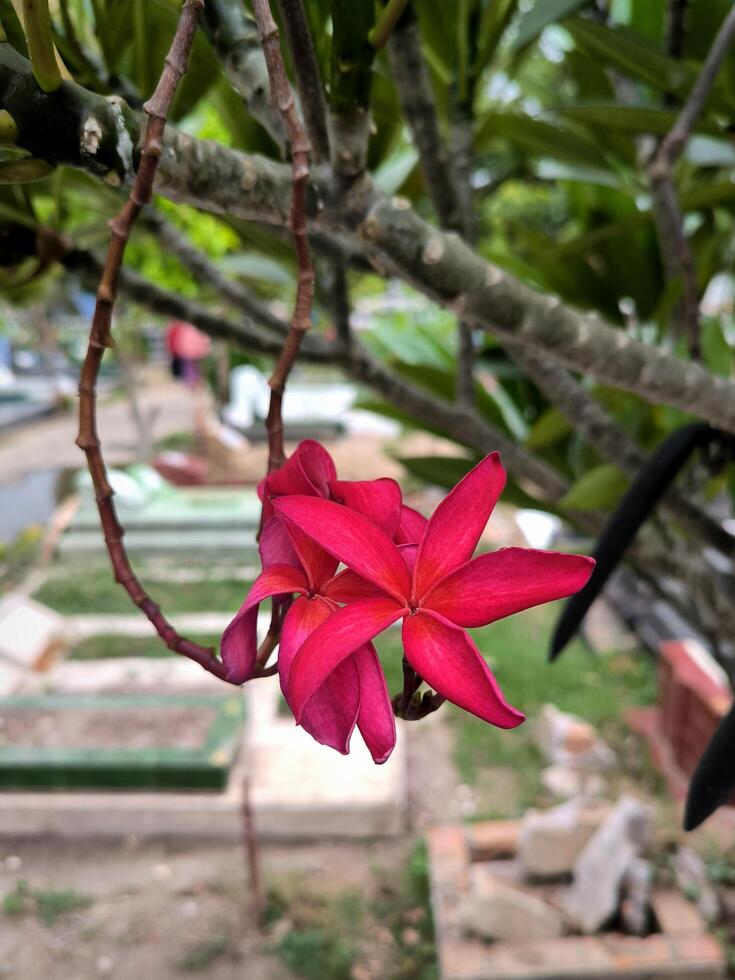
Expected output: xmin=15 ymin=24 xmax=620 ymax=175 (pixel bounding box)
xmin=221 ymin=441 xmax=594 ymax=765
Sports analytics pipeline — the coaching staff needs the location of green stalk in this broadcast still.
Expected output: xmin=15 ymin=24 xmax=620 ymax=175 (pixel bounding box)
xmin=368 ymin=0 xmax=411 ymax=50
xmin=21 ymin=0 xmax=61 ymax=91
xmin=329 ymin=0 xmax=375 ymax=113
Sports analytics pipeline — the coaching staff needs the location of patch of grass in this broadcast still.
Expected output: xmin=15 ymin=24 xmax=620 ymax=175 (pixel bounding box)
xmin=35 ymin=570 xmax=251 ymax=615
xmin=266 ymin=879 xmax=364 ymax=980
xmin=372 ymin=840 xmax=438 ymax=980
xmin=70 ymin=633 xmax=220 ymax=660
xmin=376 ymin=603 xmax=656 ymax=817
xmin=276 ymin=929 xmax=354 ymax=980
xmin=2 ymin=880 xmax=92 ymax=925
xmin=176 ymin=935 xmax=234 ymax=972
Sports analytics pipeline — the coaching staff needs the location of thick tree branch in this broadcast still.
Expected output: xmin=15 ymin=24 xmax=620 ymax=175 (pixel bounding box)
xmin=6 ymin=45 xmax=735 ymax=432
xmin=509 ymin=343 xmax=735 ymax=559
xmin=201 ymin=0 xmax=284 ymax=144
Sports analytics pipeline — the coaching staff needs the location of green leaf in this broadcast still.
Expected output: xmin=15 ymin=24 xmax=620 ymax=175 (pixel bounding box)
xmin=396 ymin=454 xmax=479 ymax=490
xmin=475 ymin=0 xmax=520 ymax=72
xmin=559 ymin=463 xmax=629 ymax=510
xmin=526 ymin=407 xmax=572 ymax=449
xmin=475 ymin=111 xmax=610 ymax=169
xmin=373 ymin=146 xmax=419 ymax=195
xmin=701 ymin=320 xmax=732 ymax=378
xmin=565 ymin=17 xmax=717 ymax=106
xmin=558 ymin=104 xmax=718 ymax=137
xmin=513 ymin=0 xmax=591 ymax=51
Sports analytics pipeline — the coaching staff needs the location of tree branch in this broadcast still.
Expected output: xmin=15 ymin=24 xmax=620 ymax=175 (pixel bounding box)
xmin=6 ymin=44 xmax=735 ymax=432
xmin=649 ymin=4 xmax=735 ymax=357
xmin=252 ymin=0 xmax=314 ymax=472
xmin=75 ymin=0 xmax=232 ymax=683
xmin=201 ymin=0 xmax=284 ymax=144
xmin=276 ymin=0 xmax=330 ymax=164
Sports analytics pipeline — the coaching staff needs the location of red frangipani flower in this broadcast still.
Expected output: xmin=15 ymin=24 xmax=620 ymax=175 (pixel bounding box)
xmin=223 ymin=519 xmax=397 ymax=762
xmin=274 ymin=452 xmax=595 ymax=731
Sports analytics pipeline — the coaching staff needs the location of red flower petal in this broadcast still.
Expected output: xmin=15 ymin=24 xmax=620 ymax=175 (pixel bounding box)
xmin=282 ymin=520 xmax=339 ymax=591
xmin=402 ymin=610 xmax=524 ymax=729
xmin=268 ymin=440 xmax=336 ymax=498
xmin=288 ymin=597 xmax=405 ymax=721
xmin=399 ymin=543 xmax=419 ymax=576
xmin=330 ymin=478 xmax=402 ymax=537
xmin=353 ymin=643 xmax=396 ymax=764
xmin=413 ymin=452 xmax=506 ymax=600
xmin=220 ymin=564 xmax=308 ymax=683
xmin=423 ymin=548 xmax=595 ymax=627
xmin=259 ymin=517 xmax=300 ymax=570
xmin=395 ymin=505 xmax=427 ymax=545
xmin=279 ymin=596 xmax=359 ymax=755
xmin=274 ymin=496 xmax=411 ymax=602
xmin=321 ymin=568 xmax=384 ymax=603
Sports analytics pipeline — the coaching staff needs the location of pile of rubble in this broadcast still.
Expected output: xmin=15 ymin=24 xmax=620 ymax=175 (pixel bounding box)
xmin=428 ymin=702 xmax=726 ymax=979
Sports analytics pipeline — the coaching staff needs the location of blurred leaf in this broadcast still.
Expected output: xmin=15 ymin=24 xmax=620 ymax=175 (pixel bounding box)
xmin=513 ymin=0 xmax=591 ymax=51
xmin=701 ymin=319 xmax=732 ymax=377
xmin=526 ymin=406 xmax=572 ymax=449
xmin=397 ymin=454 xmax=478 ymax=489
xmin=373 ymin=146 xmax=419 ymax=195
xmin=475 ymin=0 xmax=520 ymax=72
xmin=559 ymin=463 xmax=629 ymax=510
xmin=476 ymin=111 xmax=610 ymax=169
xmin=558 ymin=104 xmax=718 ymax=137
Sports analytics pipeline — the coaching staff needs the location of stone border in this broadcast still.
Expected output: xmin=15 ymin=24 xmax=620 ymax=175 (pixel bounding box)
xmin=427 ymin=823 xmax=725 ymax=980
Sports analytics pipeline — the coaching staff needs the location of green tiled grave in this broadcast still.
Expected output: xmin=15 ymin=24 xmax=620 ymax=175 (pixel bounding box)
xmin=0 ymin=692 xmax=244 ymax=791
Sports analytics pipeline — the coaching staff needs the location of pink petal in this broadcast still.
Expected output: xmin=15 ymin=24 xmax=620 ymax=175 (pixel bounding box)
xmin=259 ymin=516 xmax=300 ymax=570
xmin=402 ymin=610 xmax=524 ymax=729
xmin=413 ymin=452 xmax=506 ymax=600
xmin=282 ymin=520 xmax=339 ymax=591
xmin=395 ymin=505 xmax=428 ymax=545
xmin=288 ymin=597 xmax=405 ymax=721
xmin=274 ymin=496 xmax=411 ymax=602
xmin=353 ymin=643 xmax=396 ymax=764
xmin=268 ymin=439 xmax=336 ymax=498
xmin=321 ymin=568 xmax=384 ymax=603
xmin=220 ymin=564 xmax=308 ymax=683
xmin=423 ymin=548 xmax=595 ymax=627
xmin=279 ymin=596 xmax=359 ymax=755
xmin=399 ymin=543 xmax=419 ymax=576
xmin=330 ymin=478 xmax=402 ymax=537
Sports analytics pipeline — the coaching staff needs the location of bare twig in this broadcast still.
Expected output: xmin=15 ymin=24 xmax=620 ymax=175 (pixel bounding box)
xmin=649 ymin=4 xmax=735 ymax=358
xmin=276 ymin=0 xmax=330 ymax=163
xmin=76 ymin=0 xmax=232 ymax=683
xmin=252 ymin=0 xmax=314 ymax=472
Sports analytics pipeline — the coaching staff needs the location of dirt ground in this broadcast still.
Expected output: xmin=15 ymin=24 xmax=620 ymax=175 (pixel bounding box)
xmin=0 ymin=712 xmax=463 ymax=980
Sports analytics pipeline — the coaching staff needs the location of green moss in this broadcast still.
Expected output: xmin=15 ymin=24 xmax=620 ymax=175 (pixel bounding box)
xmin=2 ymin=880 xmax=92 ymax=925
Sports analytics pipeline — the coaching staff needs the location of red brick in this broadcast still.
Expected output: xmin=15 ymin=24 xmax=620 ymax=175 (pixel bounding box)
xmin=466 ymin=820 xmax=520 ymax=860
xmin=651 ymin=890 xmax=706 ymax=936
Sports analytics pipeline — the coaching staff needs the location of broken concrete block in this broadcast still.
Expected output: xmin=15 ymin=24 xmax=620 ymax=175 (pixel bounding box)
xmin=459 ymin=864 xmax=565 ymax=942
xmin=518 ymin=799 xmax=610 ymax=879
xmin=620 ymin=857 xmax=653 ymax=936
xmin=540 ymin=764 xmax=605 ymax=799
xmin=536 ymin=704 xmax=616 ymax=770
xmin=672 ymin=846 xmax=720 ymax=924
xmin=0 ymin=595 xmax=68 ymax=672
xmin=561 ymin=795 xmax=652 ymax=934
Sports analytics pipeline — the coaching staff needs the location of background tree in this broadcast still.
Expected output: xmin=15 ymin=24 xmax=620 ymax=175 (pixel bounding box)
xmin=2 ymin=0 xmax=735 ymax=669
